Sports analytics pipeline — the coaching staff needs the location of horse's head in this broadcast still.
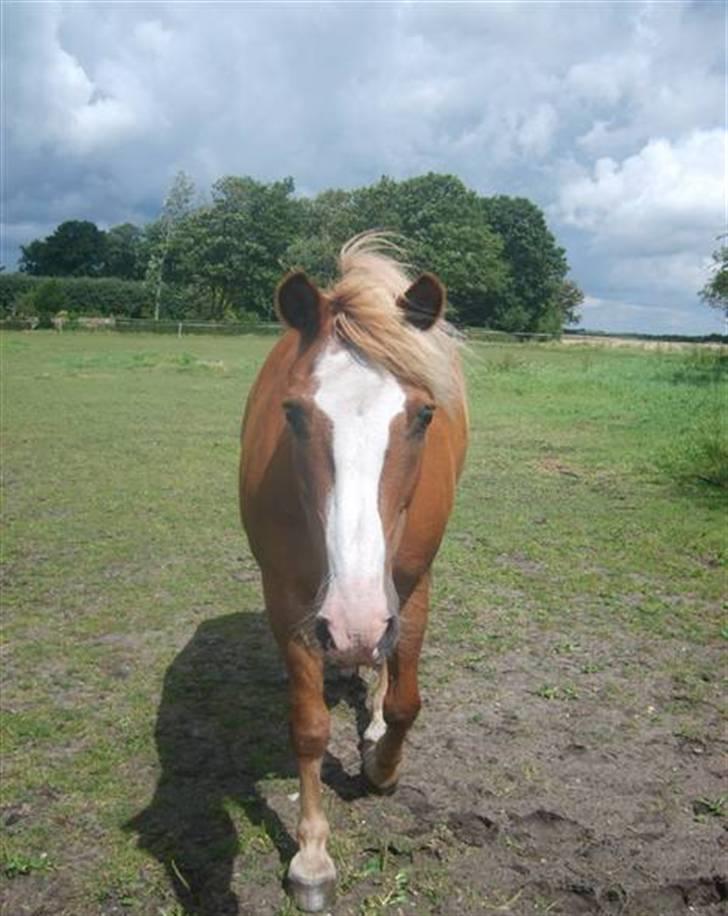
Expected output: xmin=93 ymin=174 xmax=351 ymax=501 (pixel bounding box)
xmin=276 ymin=267 xmax=449 ymax=667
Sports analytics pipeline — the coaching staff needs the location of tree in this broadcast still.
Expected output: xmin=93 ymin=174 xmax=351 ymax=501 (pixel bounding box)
xmin=480 ymin=196 xmax=572 ymax=332
xmin=146 ymin=171 xmax=196 ymax=320
xmin=11 ymin=172 xmax=580 ymax=331
xmin=285 ymin=189 xmax=360 ymax=284
xmin=700 ymin=242 xmax=728 ymax=317
xmin=392 ymin=174 xmax=509 ymax=324
xmin=284 ymin=233 xmax=341 ymax=286
xmin=104 ymin=223 xmax=145 ymax=280
xmin=554 ymin=278 xmax=584 ymax=327
xmin=19 ymin=221 xmax=106 ymax=277
xmin=17 ymin=239 xmax=47 ymax=275
xmin=286 ymin=174 xmax=510 ymax=324
xmin=169 ymin=176 xmax=302 ymax=319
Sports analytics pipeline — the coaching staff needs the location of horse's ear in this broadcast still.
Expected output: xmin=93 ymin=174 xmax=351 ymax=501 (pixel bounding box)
xmin=276 ymin=271 xmax=324 ymax=339
xmin=397 ymin=272 xmax=446 ymax=331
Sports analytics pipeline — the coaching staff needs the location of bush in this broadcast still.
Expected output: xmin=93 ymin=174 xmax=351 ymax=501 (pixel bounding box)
xmin=0 ymin=273 xmax=187 ymax=320
xmin=34 ymin=280 xmax=70 ymax=327
xmin=0 ymin=274 xmax=38 ymax=316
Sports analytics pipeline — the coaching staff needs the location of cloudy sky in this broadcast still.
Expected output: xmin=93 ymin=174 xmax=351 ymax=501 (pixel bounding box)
xmin=3 ymin=0 xmax=725 ymax=333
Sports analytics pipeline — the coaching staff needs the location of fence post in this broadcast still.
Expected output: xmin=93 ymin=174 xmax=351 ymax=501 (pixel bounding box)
xmin=178 ymin=322 xmax=182 ymax=339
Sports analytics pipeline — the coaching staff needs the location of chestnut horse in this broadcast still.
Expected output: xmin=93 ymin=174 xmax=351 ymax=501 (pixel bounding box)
xmin=239 ymin=234 xmax=468 ymax=911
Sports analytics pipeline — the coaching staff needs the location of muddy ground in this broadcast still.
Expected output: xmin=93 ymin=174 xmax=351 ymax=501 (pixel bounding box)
xmin=7 ymin=610 xmax=724 ymax=916
xmin=317 ymin=627 xmax=726 ymax=916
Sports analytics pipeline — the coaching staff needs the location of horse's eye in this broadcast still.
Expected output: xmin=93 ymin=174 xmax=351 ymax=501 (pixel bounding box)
xmin=416 ymin=405 xmax=435 ymax=432
xmin=283 ymin=401 xmax=309 ymax=438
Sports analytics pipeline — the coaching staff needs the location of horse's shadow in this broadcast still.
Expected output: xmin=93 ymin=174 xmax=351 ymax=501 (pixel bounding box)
xmin=125 ymin=611 xmax=370 ymax=915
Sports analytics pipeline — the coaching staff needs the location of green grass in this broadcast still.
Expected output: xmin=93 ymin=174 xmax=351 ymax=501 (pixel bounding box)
xmin=1 ymin=331 xmax=726 ymax=913
xmin=692 ymin=794 xmax=727 ymax=819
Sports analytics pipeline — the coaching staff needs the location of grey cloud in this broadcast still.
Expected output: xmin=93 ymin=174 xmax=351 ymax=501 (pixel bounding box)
xmin=3 ymin=0 xmax=724 ymax=334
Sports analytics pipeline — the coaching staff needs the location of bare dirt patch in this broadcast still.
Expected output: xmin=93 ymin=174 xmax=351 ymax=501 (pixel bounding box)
xmin=3 ymin=617 xmax=726 ymax=916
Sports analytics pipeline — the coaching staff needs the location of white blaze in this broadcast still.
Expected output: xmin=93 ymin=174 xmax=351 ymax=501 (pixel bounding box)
xmin=314 ymin=344 xmax=405 ymax=616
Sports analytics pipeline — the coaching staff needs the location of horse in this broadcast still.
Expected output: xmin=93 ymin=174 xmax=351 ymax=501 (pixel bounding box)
xmin=239 ymin=233 xmax=468 ymax=911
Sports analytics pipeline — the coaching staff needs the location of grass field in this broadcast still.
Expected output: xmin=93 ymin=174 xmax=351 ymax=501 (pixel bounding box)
xmin=2 ymin=331 xmax=726 ymax=915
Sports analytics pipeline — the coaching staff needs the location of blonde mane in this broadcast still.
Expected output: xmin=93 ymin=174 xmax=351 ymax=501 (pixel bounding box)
xmin=325 ymin=232 xmax=463 ymax=411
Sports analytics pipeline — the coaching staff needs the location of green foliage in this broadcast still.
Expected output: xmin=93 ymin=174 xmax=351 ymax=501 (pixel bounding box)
xmin=168 ymin=176 xmax=301 ymax=319
xmin=19 ymin=220 xmax=107 ymax=277
xmin=0 ymin=274 xmax=162 ymax=319
xmin=700 ymin=243 xmax=728 ymax=316
xmin=16 ymin=277 xmax=69 ymax=328
xmin=391 ymin=174 xmax=510 ymax=325
xmin=286 ymin=173 xmax=511 ymax=325
xmin=693 ymin=795 xmax=727 ymax=819
xmin=553 ymin=278 xmax=584 ymax=327
xmin=104 ymin=223 xmax=146 ymax=280
xmin=3 ymin=849 xmax=52 ymax=879
xmin=14 ymin=172 xmax=583 ymax=331
xmin=480 ymin=195 xmax=572 ymax=332
xmin=145 ymin=171 xmax=197 ymax=321
xmin=284 ymin=233 xmax=341 ymax=285
xmin=0 ymin=273 xmax=38 ymax=315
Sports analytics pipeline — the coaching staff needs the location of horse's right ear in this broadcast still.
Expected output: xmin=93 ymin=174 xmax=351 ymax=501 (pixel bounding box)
xmin=276 ymin=271 xmax=324 ymax=339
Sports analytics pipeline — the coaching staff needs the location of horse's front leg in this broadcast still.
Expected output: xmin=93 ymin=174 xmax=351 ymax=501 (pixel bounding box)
xmin=284 ymin=640 xmax=336 ymax=912
xmin=363 ymin=574 xmax=428 ymax=792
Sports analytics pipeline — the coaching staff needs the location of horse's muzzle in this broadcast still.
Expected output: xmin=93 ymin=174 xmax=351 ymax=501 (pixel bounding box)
xmin=314 ymin=614 xmax=399 ymax=666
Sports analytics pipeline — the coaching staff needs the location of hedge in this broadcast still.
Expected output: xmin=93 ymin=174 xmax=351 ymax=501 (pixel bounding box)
xmin=0 ymin=274 xmax=185 ymax=319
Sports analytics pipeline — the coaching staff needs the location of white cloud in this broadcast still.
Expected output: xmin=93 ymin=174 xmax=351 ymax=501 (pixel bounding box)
xmin=2 ymin=0 xmax=725 ymax=333
xmin=556 ymin=128 xmax=724 ymax=324
xmin=557 ymin=129 xmax=725 ymax=254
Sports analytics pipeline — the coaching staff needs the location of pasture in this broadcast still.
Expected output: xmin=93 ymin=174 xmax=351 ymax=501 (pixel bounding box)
xmin=1 ymin=331 xmax=726 ymax=915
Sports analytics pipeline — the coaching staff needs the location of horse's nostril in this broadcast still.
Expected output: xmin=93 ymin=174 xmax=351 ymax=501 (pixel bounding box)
xmin=315 ymin=618 xmax=335 ymax=652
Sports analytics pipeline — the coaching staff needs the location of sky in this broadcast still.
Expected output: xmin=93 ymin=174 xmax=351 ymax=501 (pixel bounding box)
xmin=2 ymin=0 xmax=726 ymax=334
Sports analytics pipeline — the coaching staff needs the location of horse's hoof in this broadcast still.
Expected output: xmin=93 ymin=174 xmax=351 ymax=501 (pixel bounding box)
xmin=286 ymin=874 xmax=336 ymax=912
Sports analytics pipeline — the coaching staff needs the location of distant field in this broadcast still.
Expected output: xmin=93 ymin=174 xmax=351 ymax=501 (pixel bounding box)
xmin=560 ymin=334 xmax=727 ymax=350
xmin=2 ymin=331 xmax=726 ymax=915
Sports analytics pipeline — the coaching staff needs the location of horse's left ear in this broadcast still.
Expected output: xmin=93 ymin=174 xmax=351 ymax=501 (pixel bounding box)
xmin=397 ymin=272 xmax=446 ymax=331
xmin=276 ymin=271 xmax=324 ymax=339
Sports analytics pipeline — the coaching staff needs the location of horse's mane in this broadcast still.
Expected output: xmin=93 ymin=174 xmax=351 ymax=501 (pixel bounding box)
xmin=326 ymin=232 xmax=463 ymax=411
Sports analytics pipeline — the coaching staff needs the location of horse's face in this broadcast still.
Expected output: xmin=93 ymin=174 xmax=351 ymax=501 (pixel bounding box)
xmin=277 ymin=271 xmax=445 ymax=667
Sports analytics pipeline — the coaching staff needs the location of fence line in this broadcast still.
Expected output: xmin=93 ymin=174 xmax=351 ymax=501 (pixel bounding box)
xmin=0 ymin=315 xmax=560 ymax=341
xmin=114 ymin=318 xmax=280 ymax=336
xmin=2 ymin=317 xmax=723 ymax=346
xmin=107 ymin=318 xmax=564 ymax=342
xmin=81 ymin=317 xmax=562 ymax=342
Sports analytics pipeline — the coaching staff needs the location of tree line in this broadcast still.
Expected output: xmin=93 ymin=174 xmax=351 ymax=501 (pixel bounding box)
xmin=13 ymin=171 xmax=584 ymax=332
